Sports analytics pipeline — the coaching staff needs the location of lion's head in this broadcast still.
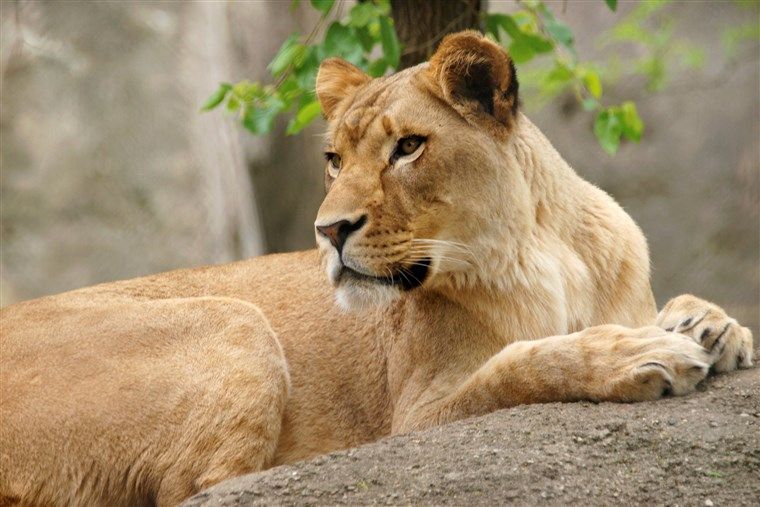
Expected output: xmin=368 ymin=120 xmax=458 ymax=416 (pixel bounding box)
xmin=314 ymin=31 xmax=532 ymax=310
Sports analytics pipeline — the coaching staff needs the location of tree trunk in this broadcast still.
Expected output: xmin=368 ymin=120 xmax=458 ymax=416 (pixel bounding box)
xmin=390 ymin=0 xmax=484 ymax=69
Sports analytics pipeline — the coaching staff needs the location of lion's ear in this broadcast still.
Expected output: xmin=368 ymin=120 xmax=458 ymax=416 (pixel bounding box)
xmin=316 ymin=58 xmax=371 ymax=120
xmin=428 ymin=30 xmax=519 ymax=127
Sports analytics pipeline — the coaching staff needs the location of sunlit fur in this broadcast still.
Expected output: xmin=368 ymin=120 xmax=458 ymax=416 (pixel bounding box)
xmin=0 ymin=31 xmax=753 ymax=507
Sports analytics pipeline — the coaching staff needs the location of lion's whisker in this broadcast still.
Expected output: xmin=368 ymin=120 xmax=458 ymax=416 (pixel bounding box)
xmin=405 ymin=254 xmax=470 ymax=267
xmin=410 ymin=239 xmax=479 ymax=262
xmin=406 ymin=244 xmax=481 ymax=270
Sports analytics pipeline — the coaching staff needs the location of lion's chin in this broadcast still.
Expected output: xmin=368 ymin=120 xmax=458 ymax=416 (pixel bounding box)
xmin=325 ymin=256 xmax=433 ymax=312
xmin=335 ymin=280 xmax=400 ymax=313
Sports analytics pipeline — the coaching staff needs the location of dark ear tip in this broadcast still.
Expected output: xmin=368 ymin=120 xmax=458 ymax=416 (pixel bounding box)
xmin=428 ymin=31 xmax=513 ymax=93
xmin=427 ymin=30 xmax=518 ymax=127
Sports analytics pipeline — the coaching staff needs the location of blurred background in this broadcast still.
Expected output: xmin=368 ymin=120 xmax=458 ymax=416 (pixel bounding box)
xmin=1 ymin=0 xmax=758 ymax=331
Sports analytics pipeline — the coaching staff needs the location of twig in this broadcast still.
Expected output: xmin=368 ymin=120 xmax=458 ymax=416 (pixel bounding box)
xmin=273 ymin=0 xmax=336 ymax=90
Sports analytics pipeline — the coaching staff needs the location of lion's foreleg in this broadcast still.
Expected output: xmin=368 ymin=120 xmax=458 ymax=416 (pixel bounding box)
xmin=394 ymin=325 xmax=718 ymax=433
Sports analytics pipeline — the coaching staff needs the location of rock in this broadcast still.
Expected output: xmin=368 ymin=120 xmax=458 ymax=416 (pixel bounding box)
xmin=183 ymin=367 xmax=759 ymax=506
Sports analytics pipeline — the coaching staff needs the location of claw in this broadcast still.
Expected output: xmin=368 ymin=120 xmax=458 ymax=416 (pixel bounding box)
xmin=713 ymin=322 xmax=731 ymax=346
xmin=708 ymin=332 xmax=727 ymax=364
xmin=636 ymin=361 xmax=673 ymax=383
xmin=689 ymin=362 xmax=709 ymax=377
xmin=640 ymin=361 xmax=668 ymax=371
xmin=678 ymin=312 xmax=708 ymax=333
xmin=706 ymin=323 xmax=730 ymax=353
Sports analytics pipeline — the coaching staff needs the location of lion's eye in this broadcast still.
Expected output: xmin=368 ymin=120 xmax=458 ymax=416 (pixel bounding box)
xmin=400 ymin=137 xmax=422 ymax=155
xmin=391 ymin=135 xmax=426 ymax=163
xmin=325 ymin=152 xmax=342 ymax=177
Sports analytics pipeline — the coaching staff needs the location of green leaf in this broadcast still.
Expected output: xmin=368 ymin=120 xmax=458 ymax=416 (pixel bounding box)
xmin=293 ymin=47 xmax=319 ymax=89
xmin=243 ymin=97 xmax=285 ymax=135
xmin=484 ymin=14 xmax=503 ymax=41
xmin=508 ymin=40 xmax=534 ymax=64
xmin=349 ymin=2 xmax=376 ymax=27
xmin=546 ymin=63 xmax=574 ymax=85
xmin=286 ymin=100 xmax=322 ymax=134
xmin=523 ymin=33 xmax=553 ymax=53
xmin=310 ymin=0 xmax=334 ymax=15
xmin=490 ymin=13 xmax=551 ymax=56
xmin=378 ymin=16 xmax=401 ymax=68
xmin=582 ymin=69 xmax=603 ymax=98
xmin=368 ymin=58 xmax=388 ymax=77
xmin=354 ymin=25 xmax=377 ymax=52
xmin=319 ymin=23 xmax=365 ymax=65
xmin=604 ymin=0 xmax=618 ymax=11
xmin=594 ymin=109 xmax=623 ymax=155
xmin=496 ymin=13 xmax=523 ymax=41
xmin=277 ymin=76 xmax=302 ymax=108
xmin=200 ymin=83 xmax=232 ymax=111
xmin=611 ymin=22 xmax=652 ymax=45
xmin=582 ymin=98 xmax=599 ymax=111
xmin=269 ymin=34 xmax=307 ymax=76
xmin=231 ymin=80 xmax=261 ymax=102
xmin=511 ymin=10 xmax=535 ymax=31
xmin=638 ymin=56 xmax=666 ymax=91
xmin=323 ymin=22 xmax=354 ymax=57
xmin=619 ymin=101 xmax=644 ymax=141
xmin=546 ymin=19 xmax=574 ymax=48
xmin=226 ymin=95 xmax=240 ymax=112
xmin=374 ymin=0 xmax=391 ymax=15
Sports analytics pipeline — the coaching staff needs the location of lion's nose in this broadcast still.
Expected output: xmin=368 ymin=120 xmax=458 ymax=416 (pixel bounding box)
xmin=316 ymin=215 xmax=367 ymax=253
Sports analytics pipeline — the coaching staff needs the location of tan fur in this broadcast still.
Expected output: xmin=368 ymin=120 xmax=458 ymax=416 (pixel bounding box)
xmin=0 ymin=32 xmax=753 ymax=506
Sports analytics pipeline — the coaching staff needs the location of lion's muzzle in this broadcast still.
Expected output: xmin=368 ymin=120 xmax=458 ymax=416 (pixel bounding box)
xmin=339 ymin=257 xmax=431 ymax=291
xmin=315 ymin=215 xmax=368 ymax=254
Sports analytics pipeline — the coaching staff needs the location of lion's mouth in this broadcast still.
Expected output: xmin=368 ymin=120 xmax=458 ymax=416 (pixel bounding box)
xmin=339 ymin=258 xmax=431 ymax=291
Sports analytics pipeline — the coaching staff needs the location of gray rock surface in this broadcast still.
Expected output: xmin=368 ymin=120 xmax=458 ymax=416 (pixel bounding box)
xmin=185 ymin=363 xmax=759 ymax=506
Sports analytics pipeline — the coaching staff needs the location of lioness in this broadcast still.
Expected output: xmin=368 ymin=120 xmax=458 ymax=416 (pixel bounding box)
xmin=0 ymin=31 xmax=754 ymax=506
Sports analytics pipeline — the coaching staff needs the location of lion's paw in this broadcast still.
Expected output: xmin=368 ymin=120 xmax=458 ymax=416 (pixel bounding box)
xmin=578 ymin=326 xmax=715 ymax=402
xmin=619 ymin=329 xmax=715 ymax=401
xmin=656 ymin=294 xmax=754 ymax=373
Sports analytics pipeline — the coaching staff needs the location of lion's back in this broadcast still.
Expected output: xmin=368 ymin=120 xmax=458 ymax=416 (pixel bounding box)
xmin=0 ymin=292 xmax=291 ymax=505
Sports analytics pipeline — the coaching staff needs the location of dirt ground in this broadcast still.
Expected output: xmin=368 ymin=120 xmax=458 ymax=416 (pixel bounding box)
xmin=184 ymin=356 xmax=759 ymax=506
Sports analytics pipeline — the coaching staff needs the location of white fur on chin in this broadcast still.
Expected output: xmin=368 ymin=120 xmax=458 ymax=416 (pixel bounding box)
xmin=335 ymin=282 xmax=400 ymax=313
